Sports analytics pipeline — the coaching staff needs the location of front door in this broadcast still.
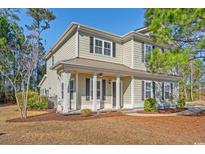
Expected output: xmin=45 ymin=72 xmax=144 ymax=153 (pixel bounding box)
xmin=112 ymin=82 xmax=116 ymax=108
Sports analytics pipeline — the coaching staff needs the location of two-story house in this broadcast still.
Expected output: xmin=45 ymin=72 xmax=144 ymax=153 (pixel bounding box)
xmin=38 ymin=22 xmax=180 ymax=114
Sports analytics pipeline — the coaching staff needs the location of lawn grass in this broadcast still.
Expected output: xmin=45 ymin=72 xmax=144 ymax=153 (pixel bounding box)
xmin=0 ymin=105 xmax=205 ymax=144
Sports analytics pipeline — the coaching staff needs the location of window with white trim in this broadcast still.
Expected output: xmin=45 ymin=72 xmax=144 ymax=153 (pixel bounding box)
xmin=145 ymin=81 xmax=152 ymax=98
xmin=165 ymin=83 xmax=171 ymax=99
xmin=94 ymin=37 xmax=112 ymax=57
xmin=104 ymin=41 xmax=111 ymax=56
xmin=95 ymin=39 xmax=103 ymax=54
xmin=90 ymin=79 xmax=102 ymax=100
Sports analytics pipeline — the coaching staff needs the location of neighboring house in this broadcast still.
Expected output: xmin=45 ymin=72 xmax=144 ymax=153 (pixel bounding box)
xmin=38 ymin=22 xmax=180 ymax=114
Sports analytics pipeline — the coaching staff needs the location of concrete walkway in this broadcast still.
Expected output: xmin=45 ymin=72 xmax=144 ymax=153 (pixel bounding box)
xmin=124 ymin=106 xmax=205 ymax=117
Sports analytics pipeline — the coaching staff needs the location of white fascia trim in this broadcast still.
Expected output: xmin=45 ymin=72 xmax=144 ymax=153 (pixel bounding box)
xmin=135 ymin=27 xmax=148 ymax=33
xmin=37 ymin=74 xmax=47 ymax=87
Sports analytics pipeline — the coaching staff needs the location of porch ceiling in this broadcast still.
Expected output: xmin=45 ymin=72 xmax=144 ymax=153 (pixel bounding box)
xmin=51 ymin=57 xmax=181 ymax=82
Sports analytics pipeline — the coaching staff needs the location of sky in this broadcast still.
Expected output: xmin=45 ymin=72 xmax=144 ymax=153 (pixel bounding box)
xmin=18 ymin=8 xmax=146 ymax=51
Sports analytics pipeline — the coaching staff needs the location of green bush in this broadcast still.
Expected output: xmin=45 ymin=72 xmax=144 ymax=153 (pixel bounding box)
xmin=17 ymin=91 xmax=48 ymax=110
xmin=80 ymin=108 xmax=92 ymax=117
xmin=178 ymin=98 xmax=185 ymax=108
xmin=144 ymin=97 xmax=157 ymax=112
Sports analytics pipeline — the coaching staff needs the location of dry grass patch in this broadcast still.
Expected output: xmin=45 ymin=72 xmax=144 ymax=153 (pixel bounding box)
xmin=0 ymin=105 xmax=205 ymax=144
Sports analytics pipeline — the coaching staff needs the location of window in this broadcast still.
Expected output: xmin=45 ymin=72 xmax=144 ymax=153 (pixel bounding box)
xmin=88 ymin=78 xmax=102 ymax=100
xmin=45 ymin=89 xmax=49 ymax=96
xmin=69 ymin=79 xmax=74 ymax=100
xmin=144 ymin=44 xmax=152 ymax=62
xmin=104 ymin=41 xmax=111 ymax=56
xmin=94 ymin=37 xmax=113 ymax=57
xmin=95 ymin=39 xmax=103 ymax=54
xmin=165 ymin=83 xmax=170 ymax=99
xmin=52 ymin=56 xmax=54 ymax=66
xmin=145 ymin=81 xmax=152 ymax=98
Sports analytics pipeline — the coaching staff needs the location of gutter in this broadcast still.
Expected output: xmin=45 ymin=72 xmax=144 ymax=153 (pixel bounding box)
xmin=51 ymin=61 xmax=181 ymax=82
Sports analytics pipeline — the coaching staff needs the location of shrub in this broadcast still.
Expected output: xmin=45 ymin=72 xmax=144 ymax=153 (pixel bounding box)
xmin=178 ymin=98 xmax=185 ymax=108
xmin=80 ymin=108 xmax=92 ymax=117
xmin=16 ymin=91 xmax=48 ymax=110
xmin=144 ymin=97 xmax=157 ymax=112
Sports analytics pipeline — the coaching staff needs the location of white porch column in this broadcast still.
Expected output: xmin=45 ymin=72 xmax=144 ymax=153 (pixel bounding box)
xmin=131 ymin=76 xmax=135 ymax=108
xmin=116 ymin=76 xmax=121 ymax=110
xmin=62 ymin=72 xmax=71 ymax=114
xmin=92 ymin=74 xmax=97 ymax=112
xmin=56 ymin=76 xmax=62 ymax=112
xmin=75 ymin=72 xmax=78 ymax=110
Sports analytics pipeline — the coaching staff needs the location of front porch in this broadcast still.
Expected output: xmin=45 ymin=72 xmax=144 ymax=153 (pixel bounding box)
xmin=56 ymin=71 xmax=126 ymax=114
xmin=51 ymin=58 xmax=180 ymax=114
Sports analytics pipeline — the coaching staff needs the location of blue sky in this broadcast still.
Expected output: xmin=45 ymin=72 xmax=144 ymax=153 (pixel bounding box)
xmin=18 ymin=8 xmax=146 ymax=51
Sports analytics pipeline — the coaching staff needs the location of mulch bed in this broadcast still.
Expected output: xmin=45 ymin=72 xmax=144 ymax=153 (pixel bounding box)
xmin=7 ymin=110 xmax=124 ymax=123
xmin=0 ymin=102 xmax=16 ymax=107
xmin=137 ymin=108 xmax=188 ymax=114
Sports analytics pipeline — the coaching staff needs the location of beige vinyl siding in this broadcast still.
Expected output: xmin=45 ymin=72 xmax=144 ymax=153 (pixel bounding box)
xmin=121 ymin=77 xmax=131 ymax=107
xmin=122 ymin=77 xmax=144 ymax=108
xmin=78 ymin=31 xmax=123 ymax=64
xmin=122 ymin=40 xmax=132 ymax=68
xmin=44 ymin=32 xmax=77 ymax=97
xmin=53 ymin=32 xmax=77 ymax=62
xmin=46 ymin=58 xmax=58 ymax=96
xmin=133 ymin=79 xmax=144 ymax=107
xmin=133 ymin=41 xmax=146 ymax=70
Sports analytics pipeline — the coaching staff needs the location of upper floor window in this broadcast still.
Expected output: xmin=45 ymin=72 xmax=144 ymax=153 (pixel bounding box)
xmin=52 ymin=56 xmax=55 ymax=66
xmin=93 ymin=37 xmax=113 ymax=57
xmin=104 ymin=41 xmax=111 ymax=56
xmin=95 ymin=39 xmax=103 ymax=54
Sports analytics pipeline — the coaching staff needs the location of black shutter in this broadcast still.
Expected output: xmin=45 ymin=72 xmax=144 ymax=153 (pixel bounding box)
xmin=171 ymin=83 xmax=173 ymax=97
xmin=102 ymin=79 xmax=106 ymax=100
xmin=86 ymin=78 xmax=90 ymax=100
xmin=112 ymin=42 xmax=116 ymax=57
xmin=153 ymin=45 xmax=155 ymax=49
xmin=90 ymin=37 xmax=94 ymax=53
xmin=141 ymin=81 xmax=145 ymax=100
xmin=161 ymin=48 xmax=164 ymax=53
xmin=162 ymin=82 xmax=164 ymax=100
xmin=141 ymin=42 xmax=145 ymax=63
xmin=152 ymin=81 xmax=155 ymax=98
